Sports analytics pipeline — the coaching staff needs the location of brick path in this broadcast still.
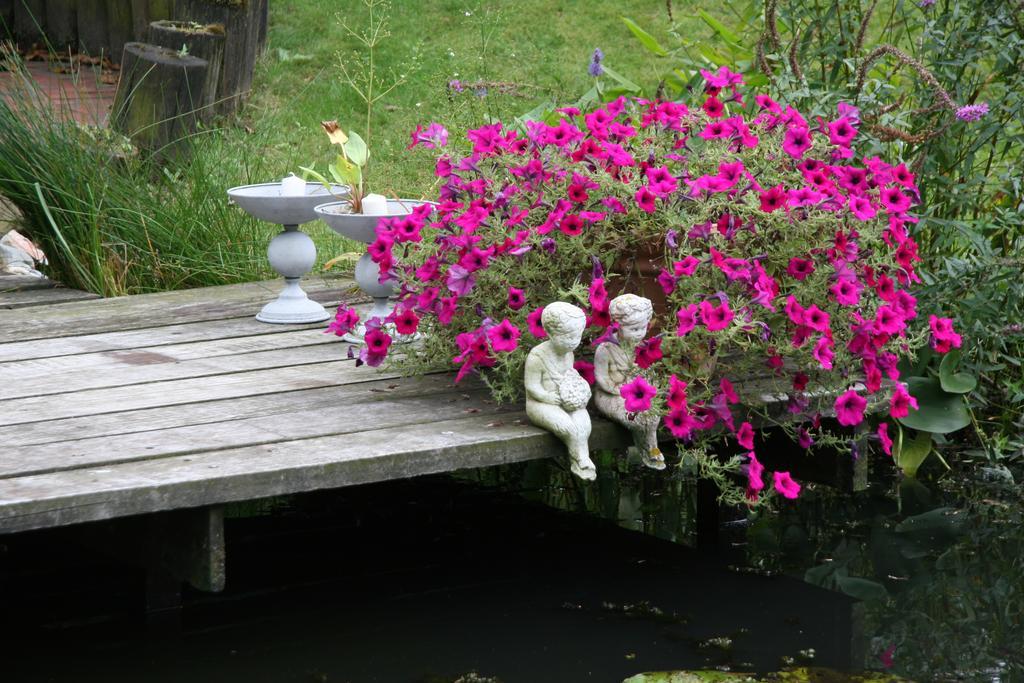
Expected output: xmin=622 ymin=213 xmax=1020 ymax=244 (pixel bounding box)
xmin=0 ymin=59 xmax=117 ymax=126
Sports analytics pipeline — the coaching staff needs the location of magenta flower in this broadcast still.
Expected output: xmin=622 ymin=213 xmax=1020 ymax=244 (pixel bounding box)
xmin=773 ymin=471 xmax=802 ymax=499
xmin=720 ymin=377 xmax=740 ymax=404
xmin=831 ymin=279 xmax=861 ymax=307
xmin=782 ymin=126 xmax=813 ymax=159
xmin=880 ymin=186 xmax=912 ymax=214
xmin=702 ymin=95 xmax=725 ymax=118
xmin=446 ymin=265 xmax=476 ymax=297
xmin=635 ymin=186 xmax=657 ymax=213
xmin=361 ymin=329 xmax=393 ymax=367
xmin=929 ymin=315 xmax=962 ymax=353
xmin=874 ymin=305 xmax=906 ymax=336
xmin=699 ymin=300 xmax=734 ymax=331
xmin=326 ymin=306 xmax=360 ymax=337
xmin=834 ymin=389 xmax=867 ymax=426
xmin=667 ymin=374 xmax=689 ymax=410
xmin=813 ymin=336 xmax=835 ymax=370
xmin=889 ymin=384 xmax=919 ymax=418
xmin=634 ymin=337 xmax=664 ymax=369
xmin=574 ymin=360 xmax=596 ymax=385
xmin=701 ymin=65 xmax=744 ymax=88
xmin=527 ymin=306 xmax=546 ymax=338
xmin=786 ymin=257 xmax=815 ymax=281
xmin=803 ymin=305 xmax=831 ymax=333
xmin=507 ymin=286 xmax=526 ymax=310
xmin=407 ymin=122 xmax=449 ymax=150
xmin=759 ymin=185 xmax=787 ymax=212
xmin=621 ymin=376 xmax=657 ymax=413
xmin=674 ymin=256 xmax=700 ymax=276
xmin=878 ymin=423 xmax=893 ymax=456
xmin=849 ymin=195 xmax=877 ymax=221
xmin=827 ymin=117 xmax=857 ymax=146
xmin=393 ymin=308 xmax=420 ymax=335
xmin=487 ymin=319 xmax=521 ymax=353
xmin=746 ymin=451 xmax=765 ymax=495
xmin=664 ymin=407 xmax=698 ymax=439
xmin=737 ymin=422 xmax=755 ymax=449
xmin=797 ymin=427 xmax=814 ymax=449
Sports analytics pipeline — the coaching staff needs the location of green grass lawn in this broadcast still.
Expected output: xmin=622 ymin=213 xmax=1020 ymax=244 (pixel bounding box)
xmin=226 ymin=0 xmax=692 ymax=197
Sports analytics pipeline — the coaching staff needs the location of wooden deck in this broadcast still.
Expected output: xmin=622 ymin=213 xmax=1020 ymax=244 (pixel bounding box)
xmin=0 ymin=277 xmax=634 ymax=540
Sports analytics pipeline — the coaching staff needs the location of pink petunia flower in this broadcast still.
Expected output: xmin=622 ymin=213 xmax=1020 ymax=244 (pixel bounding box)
xmin=393 ymin=307 xmax=420 ymax=336
xmin=787 ymin=257 xmax=816 ymax=281
xmin=783 ymin=126 xmax=813 ymax=159
xmin=747 ymin=452 xmax=765 ymax=495
xmin=635 ymin=337 xmax=664 ymax=369
xmin=676 ymin=304 xmax=699 ymax=336
xmin=737 ymin=422 xmax=755 ymax=449
xmin=929 ymin=315 xmax=962 ymax=353
xmin=635 ymin=185 xmax=658 ymax=213
xmin=773 ymin=471 xmax=802 ymax=499
xmin=699 ymin=300 xmax=734 ymax=331
xmin=527 ymin=307 xmax=547 ymax=338
xmin=720 ymin=377 xmax=740 ymax=404
xmin=507 ymin=286 xmax=526 ymax=310
xmin=674 ymin=256 xmax=701 ymax=276
xmin=834 ymin=389 xmax=867 ymax=426
xmin=621 ymin=376 xmax=657 ymax=413
xmin=878 ymin=423 xmax=893 ymax=456
xmin=667 ymin=374 xmax=689 ymax=410
xmin=573 ymin=360 xmax=596 ymax=385
xmin=487 ymin=319 xmax=521 ymax=353
xmin=889 ymin=384 xmax=919 ymax=418
xmin=759 ymin=185 xmax=788 ymax=212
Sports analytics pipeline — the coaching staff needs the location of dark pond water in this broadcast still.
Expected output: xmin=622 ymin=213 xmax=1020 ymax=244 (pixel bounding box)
xmin=1 ymin=453 xmax=1021 ymax=682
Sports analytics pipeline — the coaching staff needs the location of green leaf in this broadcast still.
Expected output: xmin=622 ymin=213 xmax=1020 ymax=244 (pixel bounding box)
xmin=894 ymin=427 xmax=933 ymax=478
xmin=328 ymin=154 xmax=361 ymax=186
xmin=342 ymin=130 xmax=369 ymax=167
xmin=897 ymin=377 xmax=971 ymax=434
xmin=621 ymin=17 xmax=668 ymax=57
xmin=835 ymin=574 xmax=888 ymax=601
xmin=696 ymin=9 xmax=742 ymax=45
xmin=939 ymin=350 xmax=978 ymax=394
xmin=895 ymin=507 xmax=967 ymax=541
xmin=601 ymin=65 xmax=642 ymax=94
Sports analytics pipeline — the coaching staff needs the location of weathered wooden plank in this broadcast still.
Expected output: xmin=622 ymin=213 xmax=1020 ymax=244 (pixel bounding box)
xmin=0 ymin=275 xmax=57 ymax=292
xmin=0 ymin=315 xmax=327 ymax=363
xmin=0 ymin=333 xmax=345 ymax=399
xmin=0 ymin=358 xmax=396 ymax=427
xmin=0 ymin=277 xmax=358 ymax=343
xmin=0 ymin=383 xmax=509 ymax=478
xmin=0 ymin=327 xmax=335 ymax=384
xmin=0 ymin=413 xmax=628 ymax=532
xmin=0 ymin=286 xmax=101 ymax=309
xmin=0 ymin=372 xmax=458 ymax=447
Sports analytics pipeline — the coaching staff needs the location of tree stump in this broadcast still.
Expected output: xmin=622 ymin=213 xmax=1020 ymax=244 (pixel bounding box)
xmin=45 ymin=0 xmax=78 ymax=51
xmin=173 ymin=0 xmax=265 ymax=115
xmin=145 ymin=20 xmax=224 ymax=122
xmin=12 ymin=0 xmax=45 ymax=49
xmin=76 ymin=0 xmax=107 ymax=55
xmin=105 ymin=0 xmax=134 ymax=63
xmin=111 ymin=42 xmax=209 ymax=155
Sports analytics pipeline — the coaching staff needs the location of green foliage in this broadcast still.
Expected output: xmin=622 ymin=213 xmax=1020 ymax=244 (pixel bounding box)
xmin=611 ymin=0 xmax=1024 ymax=459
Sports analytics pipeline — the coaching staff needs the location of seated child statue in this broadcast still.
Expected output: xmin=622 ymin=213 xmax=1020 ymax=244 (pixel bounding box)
xmin=593 ymin=294 xmax=666 ymax=470
xmin=524 ymin=302 xmax=595 ymax=480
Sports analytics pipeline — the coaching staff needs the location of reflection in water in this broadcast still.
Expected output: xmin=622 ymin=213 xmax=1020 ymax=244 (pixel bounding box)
xmin=463 ymin=453 xmax=1024 ymax=681
xmin=1 ymin=453 xmax=1019 ymax=681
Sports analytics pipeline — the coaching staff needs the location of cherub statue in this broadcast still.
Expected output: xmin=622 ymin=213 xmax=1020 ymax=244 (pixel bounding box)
xmin=524 ymin=302 xmax=595 ymax=480
xmin=593 ymin=294 xmax=666 ymax=470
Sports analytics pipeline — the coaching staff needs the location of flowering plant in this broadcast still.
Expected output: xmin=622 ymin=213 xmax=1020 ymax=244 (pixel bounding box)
xmin=329 ymin=67 xmax=961 ymax=506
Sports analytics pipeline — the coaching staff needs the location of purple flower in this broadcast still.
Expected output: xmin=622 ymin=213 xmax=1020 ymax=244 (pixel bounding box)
xmin=955 ymin=102 xmax=989 ymax=122
xmin=448 ymin=79 xmax=464 ymax=93
xmin=919 ymin=0 xmax=935 ymax=6
xmin=446 ymin=265 xmax=476 ymax=297
xmin=588 ymin=48 xmax=604 ymax=77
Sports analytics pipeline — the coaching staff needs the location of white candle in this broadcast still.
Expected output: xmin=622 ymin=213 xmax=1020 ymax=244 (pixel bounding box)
xmin=280 ymin=174 xmax=306 ymax=197
xmin=361 ymin=193 xmax=389 ymax=215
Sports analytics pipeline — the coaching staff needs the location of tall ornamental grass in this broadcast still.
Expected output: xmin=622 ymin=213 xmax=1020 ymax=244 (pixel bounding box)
xmin=0 ymin=51 xmax=277 ymax=296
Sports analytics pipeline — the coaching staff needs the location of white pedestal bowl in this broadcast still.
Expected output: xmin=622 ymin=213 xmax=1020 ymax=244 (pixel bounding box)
xmin=227 ymin=182 xmax=348 ymax=324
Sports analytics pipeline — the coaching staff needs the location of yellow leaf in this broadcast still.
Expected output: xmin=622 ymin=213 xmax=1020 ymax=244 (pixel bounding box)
xmin=321 ymin=120 xmax=349 ymax=145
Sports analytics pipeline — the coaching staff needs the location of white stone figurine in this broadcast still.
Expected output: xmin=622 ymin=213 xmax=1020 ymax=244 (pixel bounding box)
xmin=593 ymin=294 xmax=666 ymax=470
xmin=524 ymin=302 xmax=596 ymax=480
